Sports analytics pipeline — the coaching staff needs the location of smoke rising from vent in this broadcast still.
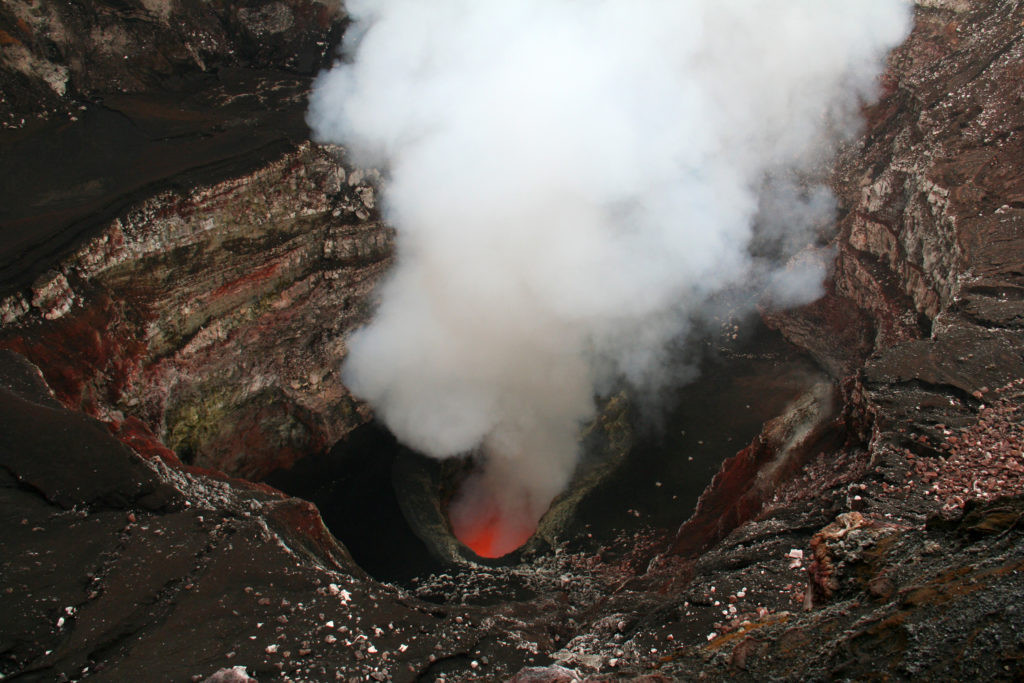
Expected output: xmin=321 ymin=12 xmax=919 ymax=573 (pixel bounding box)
xmin=309 ymin=0 xmax=912 ymax=555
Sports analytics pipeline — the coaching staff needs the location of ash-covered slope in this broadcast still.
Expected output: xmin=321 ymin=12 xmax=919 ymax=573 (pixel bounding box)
xmin=0 ymin=0 xmax=345 ymax=292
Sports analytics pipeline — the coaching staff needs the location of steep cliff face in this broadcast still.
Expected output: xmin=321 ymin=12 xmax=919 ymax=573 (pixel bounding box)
xmin=0 ymin=0 xmax=345 ymax=311
xmin=777 ymin=0 xmax=1023 ymax=369
xmin=640 ymin=2 xmax=1024 ymax=677
xmin=1 ymin=142 xmax=391 ymax=478
xmin=683 ymin=0 xmax=1024 ymax=559
xmin=0 ymin=1 xmax=398 ymax=478
xmin=804 ymin=0 xmax=1024 ymax=479
xmin=663 ymin=0 xmax=1024 ymax=578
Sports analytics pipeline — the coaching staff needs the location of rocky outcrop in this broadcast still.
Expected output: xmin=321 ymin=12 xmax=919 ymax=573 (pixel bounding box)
xmin=775 ymin=0 xmax=1024 ymax=369
xmin=0 ymin=0 xmax=348 ymax=297
xmin=0 ymin=350 xmax=489 ymax=683
xmin=1 ymin=141 xmax=391 ymax=478
xmin=0 ymin=2 xmax=387 ymax=478
xmin=703 ymin=0 xmax=1024 ymax=569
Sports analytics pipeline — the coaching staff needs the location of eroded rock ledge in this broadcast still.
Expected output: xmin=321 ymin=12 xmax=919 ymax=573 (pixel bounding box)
xmin=1 ymin=142 xmax=391 ymax=478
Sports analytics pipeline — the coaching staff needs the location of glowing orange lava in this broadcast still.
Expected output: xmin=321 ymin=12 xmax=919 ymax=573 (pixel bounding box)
xmin=451 ymin=507 xmax=536 ymax=559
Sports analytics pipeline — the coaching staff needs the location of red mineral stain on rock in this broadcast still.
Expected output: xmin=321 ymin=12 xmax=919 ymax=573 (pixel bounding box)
xmin=209 ymin=262 xmax=281 ymax=300
xmin=670 ymin=385 xmax=840 ymax=558
xmin=108 ymin=416 xmax=182 ymax=467
xmin=0 ymin=294 xmax=147 ymax=415
xmin=0 ymin=29 xmax=21 ymax=47
xmin=265 ymin=498 xmax=356 ymax=572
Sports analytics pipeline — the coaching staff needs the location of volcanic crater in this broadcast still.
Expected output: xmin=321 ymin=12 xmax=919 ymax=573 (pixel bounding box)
xmin=2 ymin=1 xmax=1024 ymax=682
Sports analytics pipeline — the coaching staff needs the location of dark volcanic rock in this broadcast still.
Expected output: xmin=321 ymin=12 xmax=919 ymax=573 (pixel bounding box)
xmin=0 ymin=351 xmax=509 ymax=682
xmin=0 ymin=0 xmax=384 ymax=476
xmin=0 ymin=350 xmax=180 ymax=511
xmin=0 ymin=0 xmax=344 ymax=292
xmin=0 ymin=143 xmax=391 ymax=477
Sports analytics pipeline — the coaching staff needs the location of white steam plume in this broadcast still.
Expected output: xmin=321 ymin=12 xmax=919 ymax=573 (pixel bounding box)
xmin=309 ymin=0 xmax=912 ymax=554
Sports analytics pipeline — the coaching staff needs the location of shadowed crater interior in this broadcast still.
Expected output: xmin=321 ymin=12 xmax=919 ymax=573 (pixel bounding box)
xmin=265 ymin=316 xmax=825 ymax=586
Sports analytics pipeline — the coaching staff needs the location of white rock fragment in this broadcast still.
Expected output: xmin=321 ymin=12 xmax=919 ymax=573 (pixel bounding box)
xmin=30 ymin=270 xmax=74 ymax=320
xmin=202 ymin=665 xmax=254 ymax=683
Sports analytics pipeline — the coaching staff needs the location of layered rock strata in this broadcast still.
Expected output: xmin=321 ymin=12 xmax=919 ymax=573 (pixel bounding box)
xmin=1 ymin=142 xmax=391 ymax=478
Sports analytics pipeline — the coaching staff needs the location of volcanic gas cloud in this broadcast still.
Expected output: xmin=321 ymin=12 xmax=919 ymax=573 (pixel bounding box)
xmin=308 ymin=0 xmax=912 ymax=558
